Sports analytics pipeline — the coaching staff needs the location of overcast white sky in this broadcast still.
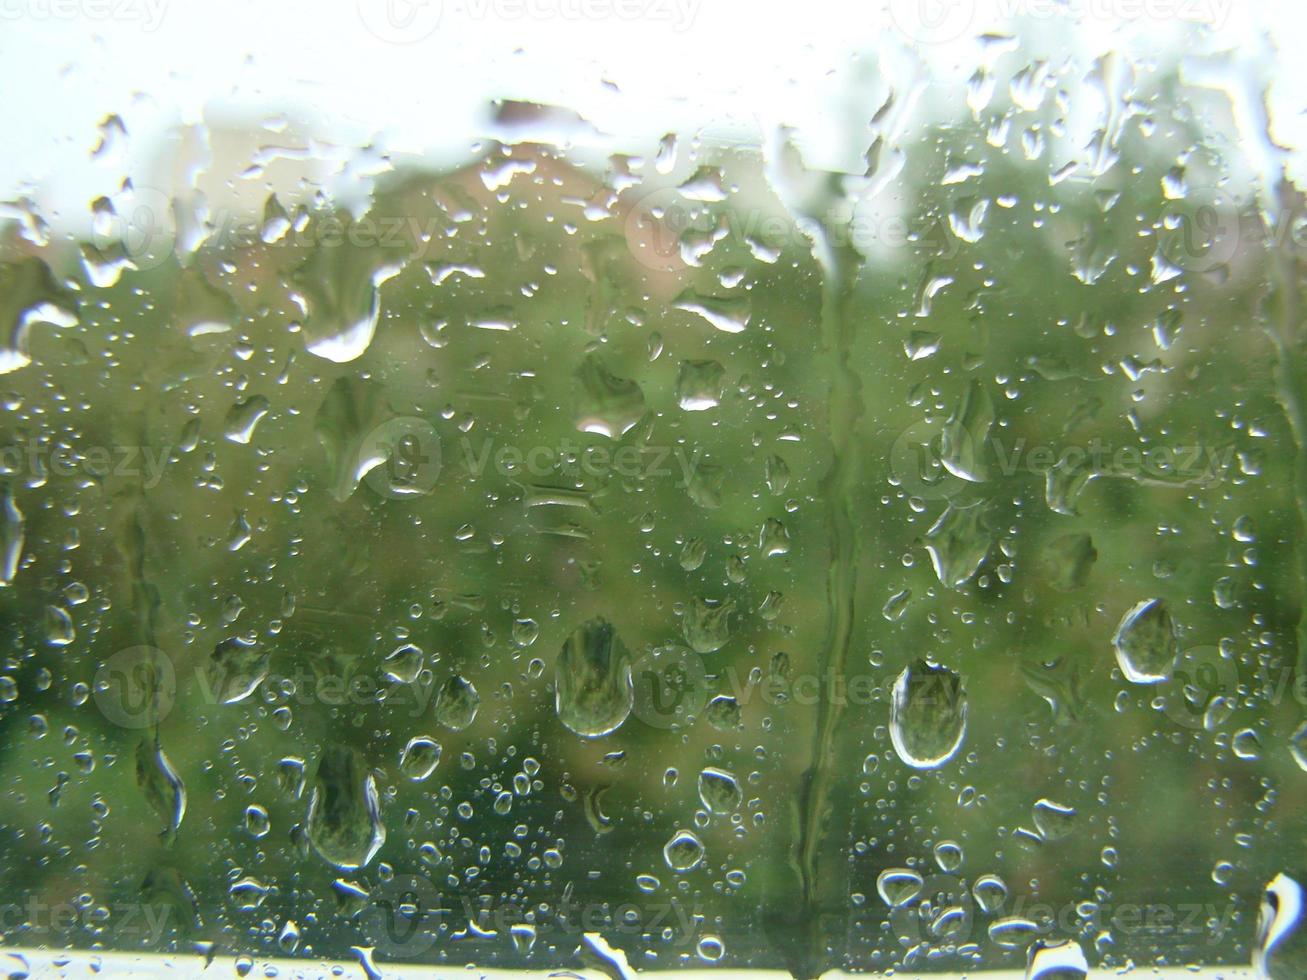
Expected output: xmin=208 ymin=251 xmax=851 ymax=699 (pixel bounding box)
xmin=0 ymin=0 xmax=1302 ymax=230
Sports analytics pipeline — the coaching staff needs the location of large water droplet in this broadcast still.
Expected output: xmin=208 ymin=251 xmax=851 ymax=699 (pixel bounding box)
xmin=683 ymin=596 xmax=733 ymax=653
xmin=399 ymin=736 xmax=441 ymax=781
xmin=1112 ymin=598 xmax=1178 ymax=684
xmin=973 ymin=874 xmax=1008 ymax=913
xmin=1043 ymin=533 xmax=1097 ymax=592
xmin=289 ymin=216 xmax=403 ymax=363
xmin=663 ymin=829 xmax=705 ymax=872
xmin=1025 ymin=939 xmax=1088 ymax=980
xmin=223 ymin=395 xmax=270 ymax=445
xmin=676 ymin=359 xmax=725 ymax=411
xmin=136 ymin=739 xmax=186 ymax=839
xmin=433 ymin=674 xmax=480 ymax=731
xmin=383 ymin=643 xmax=425 ymax=684
xmin=208 ymin=637 xmax=269 ymax=704
xmin=555 ymin=617 xmax=633 ymax=738
xmin=43 ymin=605 xmax=74 ymax=646
xmin=924 ymin=502 xmax=993 ymax=589
xmin=1290 ymin=721 xmax=1307 ymax=772
xmin=1032 ymin=799 xmax=1077 ymax=841
xmin=1256 ymin=873 xmax=1307 ymax=980
xmin=574 ymin=355 xmax=645 ymax=438
xmin=940 ymin=379 xmax=994 ymax=482
xmin=0 ymin=486 xmax=23 ymax=585
xmin=889 ymin=660 xmax=968 ymax=769
xmin=697 ymin=767 xmax=741 ymax=814
xmin=876 ymin=868 xmax=924 ymax=908
xmin=306 ymin=744 xmax=385 ymax=870
xmin=673 ymin=289 xmax=750 ymax=334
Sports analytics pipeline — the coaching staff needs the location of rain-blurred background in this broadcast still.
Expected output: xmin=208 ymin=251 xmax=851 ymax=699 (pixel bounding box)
xmin=0 ymin=0 xmax=1305 ymax=976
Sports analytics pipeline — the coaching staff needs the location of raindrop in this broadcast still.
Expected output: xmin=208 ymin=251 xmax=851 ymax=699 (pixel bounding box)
xmin=433 ymin=675 xmax=480 ymax=731
xmin=876 ymin=868 xmax=924 ymax=908
xmin=399 ymin=737 xmax=441 ymax=781
xmin=1112 ymin=598 xmax=1178 ymax=684
xmin=889 ymin=660 xmax=968 ymax=769
xmin=383 ymin=643 xmax=425 ymax=684
xmin=676 ymin=359 xmax=725 ymax=411
xmin=973 ymin=874 xmax=1008 ymax=913
xmin=306 ymin=744 xmax=385 ymax=870
xmin=663 ymin=829 xmax=705 ymax=872
xmin=683 ymin=596 xmax=733 ymax=653
xmin=555 ymin=617 xmax=633 ymax=738
xmin=697 ymin=767 xmax=742 ymax=814
xmin=1025 ymin=939 xmax=1088 ymax=980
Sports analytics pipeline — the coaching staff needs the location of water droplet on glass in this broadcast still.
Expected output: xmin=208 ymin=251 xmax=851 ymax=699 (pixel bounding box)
xmin=399 ymin=737 xmax=441 ymax=781
xmin=683 ymin=596 xmax=733 ymax=653
xmin=697 ymin=767 xmax=742 ymax=814
xmin=1256 ymin=873 xmax=1307 ymax=980
xmin=208 ymin=637 xmax=269 ymax=705
xmin=876 ymin=868 xmax=924 ymax=908
xmin=305 ymin=744 xmax=385 ymax=870
xmin=433 ymin=674 xmax=480 ymax=731
xmin=973 ymin=874 xmax=1008 ymax=913
xmin=43 ymin=605 xmax=74 ymax=646
xmin=676 ymin=359 xmax=725 ymax=411
xmin=382 ymin=643 xmax=425 ymax=684
xmin=0 ymin=486 xmax=23 ymax=585
xmin=223 ymin=395 xmax=270 ymax=445
xmin=924 ymin=502 xmax=993 ymax=589
xmin=890 ymin=660 xmax=968 ymax=769
xmin=663 ymin=829 xmax=705 ymax=872
xmin=1112 ymin=598 xmax=1178 ymax=684
xmin=1025 ymin=938 xmax=1088 ymax=980
xmin=933 ymin=840 xmax=963 ymax=872
xmin=1032 ymin=799 xmax=1077 ymax=841
xmin=673 ymin=289 xmax=750 ymax=334
xmin=574 ymin=355 xmax=645 ymax=438
xmin=555 ymin=617 xmax=633 ymax=738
